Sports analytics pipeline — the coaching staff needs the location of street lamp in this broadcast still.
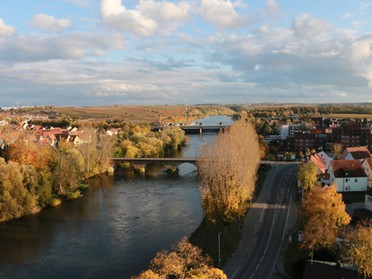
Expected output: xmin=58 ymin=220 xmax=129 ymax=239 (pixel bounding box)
xmin=218 ymin=232 xmax=222 ymax=267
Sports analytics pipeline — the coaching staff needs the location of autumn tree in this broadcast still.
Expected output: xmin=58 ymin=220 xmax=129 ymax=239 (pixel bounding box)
xmin=0 ymin=159 xmax=38 ymax=221
xmin=133 ymin=237 xmax=227 ymax=279
xmin=301 ymin=185 xmax=350 ymax=251
xmin=297 ymin=161 xmax=318 ymax=193
xmin=197 ymin=119 xmax=260 ymax=224
xmin=346 ymin=220 xmax=372 ymax=278
xmin=332 ymin=143 xmax=343 ymax=160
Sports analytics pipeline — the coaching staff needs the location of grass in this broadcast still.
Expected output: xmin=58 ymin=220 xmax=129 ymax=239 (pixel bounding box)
xmin=342 ymin=192 xmax=366 ymax=204
xmin=284 ymin=232 xmax=308 ymax=279
xmin=25 ymin=105 xmax=236 ymax=124
xmin=190 ymin=218 xmax=242 ymax=267
xmin=326 ymin=113 xmax=372 ymax=119
xmin=189 ymin=166 xmax=271 ymax=268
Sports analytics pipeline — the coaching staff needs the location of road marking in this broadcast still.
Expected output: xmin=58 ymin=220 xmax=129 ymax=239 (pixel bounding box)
xmin=230 ymin=267 xmax=241 ymax=279
xmin=255 ymin=264 xmax=260 ymax=271
xmin=249 ymin=273 xmax=255 ymax=279
xmin=282 ymin=187 xmax=293 ymax=241
xmin=259 ymin=204 xmax=267 ymax=222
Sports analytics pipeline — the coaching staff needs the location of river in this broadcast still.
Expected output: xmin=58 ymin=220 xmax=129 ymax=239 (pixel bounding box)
xmin=0 ymin=116 xmax=233 ymax=279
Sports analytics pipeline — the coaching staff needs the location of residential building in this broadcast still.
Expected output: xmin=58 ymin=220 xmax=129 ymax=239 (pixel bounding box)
xmin=341 ymin=146 xmax=371 ymax=161
xmin=362 ymin=157 xmax=372 ymax=188
xmin=329 ymin=160 xmax=367 ymax=192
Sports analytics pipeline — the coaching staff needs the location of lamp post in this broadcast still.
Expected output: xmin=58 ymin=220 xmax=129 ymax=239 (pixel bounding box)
xmin=218 ymin=232 xmax=222 ymax=267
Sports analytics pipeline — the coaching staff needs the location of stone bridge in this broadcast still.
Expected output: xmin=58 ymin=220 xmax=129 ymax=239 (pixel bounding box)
xmin=112 ymin=157 xmax=198 ymax=173
xmin=112 ymin=157 xmax=302 ymax=173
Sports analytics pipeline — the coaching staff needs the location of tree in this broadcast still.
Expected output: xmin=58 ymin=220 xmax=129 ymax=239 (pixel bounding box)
xmin=0 ymin=159 xmax=38 ymax=221
xmin=197 ymin=119 xmax=260 ymax=224
xmin=346 ymin=220 xmax=372 ymax=278
xmin=297 ymin=162 xmax=318 ymax=192
xmin=301 ymin=185 xmax=350 ymax=251
xmin=332 ymin=143 xmax=343 ymax=160
xmin=133 ymin=237 xmax=227 ymax=279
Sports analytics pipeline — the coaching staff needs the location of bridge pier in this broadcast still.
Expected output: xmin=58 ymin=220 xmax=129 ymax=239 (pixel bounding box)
xmin=131 ymin=164 xmax=146 ymax=173
xmin=164 ymin=164 xmax=179 ymax=173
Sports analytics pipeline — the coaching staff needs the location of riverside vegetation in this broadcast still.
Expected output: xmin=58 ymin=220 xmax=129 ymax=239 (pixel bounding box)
xmin=0 ymin=124 xmax=187 ymax=222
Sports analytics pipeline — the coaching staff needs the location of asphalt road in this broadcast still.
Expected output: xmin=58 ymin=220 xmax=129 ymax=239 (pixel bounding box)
xmin=224 ymin=165 xmax=298 ymax=279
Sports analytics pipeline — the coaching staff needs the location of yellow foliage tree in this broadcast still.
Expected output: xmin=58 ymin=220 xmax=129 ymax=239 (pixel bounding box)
xmin=346 ymin=220 xmax=372 ymax=278
xmin=297 ymin=161 xmax=318 ymax=192
xmin=133 ymin=237 xmax=227 ymax=279
xmin=197 ymin=119 xmax=260 ymax=223
xmin=301 ymin=185 xmax=350 ymax=251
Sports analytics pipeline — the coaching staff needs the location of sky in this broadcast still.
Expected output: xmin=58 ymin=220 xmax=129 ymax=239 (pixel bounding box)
xmin=0 ymin=0 xmax=372 ymax=107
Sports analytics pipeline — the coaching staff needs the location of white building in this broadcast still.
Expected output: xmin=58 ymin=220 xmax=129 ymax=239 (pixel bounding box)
xmin=329 ymin=160 xmax=368 ymax=192
xmin=362 ymin=157 xmax=372 ymax=188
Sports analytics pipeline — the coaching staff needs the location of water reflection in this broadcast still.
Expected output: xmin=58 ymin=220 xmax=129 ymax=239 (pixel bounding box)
xmin=0 ymin=116 xmax=231 ymax=279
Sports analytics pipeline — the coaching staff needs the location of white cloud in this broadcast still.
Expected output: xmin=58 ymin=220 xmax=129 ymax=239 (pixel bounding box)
xmin=0 ymin=19 xmax=16 ymax=37
xmin=199 ymin=0 xmax=248 ymax=29
xmin=349 ymin=36 xmax=372 ymax=88
xmin=138 ymin=0 xmax=190 ymax=21
xmin=31 ymin=14 xmax=72 ymax=32
xmin=101 ymin=0 xmax=157 ymax=36
xmin=0 ymin=33 xmax=125 ymax=62
xmin=292 ymin=13 xmax=332 ymax=40
xmin=265 ymin=0 xmax=281 ymax=18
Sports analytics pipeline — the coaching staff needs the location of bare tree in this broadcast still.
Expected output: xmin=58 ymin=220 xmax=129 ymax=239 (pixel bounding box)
xmin=197 ymin=119 xmax=260 ymax=224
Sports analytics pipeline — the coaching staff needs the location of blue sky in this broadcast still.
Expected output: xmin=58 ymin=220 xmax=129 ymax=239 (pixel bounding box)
xmin=0 ymin=0 xmax=371 ymax=107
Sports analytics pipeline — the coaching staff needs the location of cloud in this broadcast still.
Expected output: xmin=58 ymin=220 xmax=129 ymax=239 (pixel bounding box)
xmin=0 ymin=33 xmax=125 ymax=62
xmin=265 ymin=0 xmax=281 ymax=18
xmin=30 ymin=14 xmax=73 ymax=32
xmin=101 ymin=0 xmax=157 ymax=36
xmin=292 ymin=13 xmax=332 ymax=40
xmin=0 ymin=19 xmax=16 ymax=37
xmin=138 ymin=0 xmax=190 ymax=21
xmin=349 ymin=36 xmax=372 ymax=88
xmin=199 ymin=0 xmax=248 ymax=29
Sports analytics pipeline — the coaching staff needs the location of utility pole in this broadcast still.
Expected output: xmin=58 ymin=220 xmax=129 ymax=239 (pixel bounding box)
xmin=218 ymin=232 xmax=222 ymax=267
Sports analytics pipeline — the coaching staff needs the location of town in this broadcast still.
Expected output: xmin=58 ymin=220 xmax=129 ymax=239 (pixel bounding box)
xmin=0 ymin=104 xmax=371 ymax=278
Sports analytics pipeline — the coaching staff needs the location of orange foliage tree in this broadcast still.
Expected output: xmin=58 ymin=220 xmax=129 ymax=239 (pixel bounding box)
xmin=133 ymin=237 xmax=227 ymax=279
xmin=301 ymin=185 xmax=351 ymax=251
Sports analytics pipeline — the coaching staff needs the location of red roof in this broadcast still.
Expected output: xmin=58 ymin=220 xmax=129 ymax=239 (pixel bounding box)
xmin=343 ymin=146 xmax=371 ymax=160
xmin=309 ymin=154 xmax=326 ymax=174
xmin=331 ymin=160 xmax=367 ymax=178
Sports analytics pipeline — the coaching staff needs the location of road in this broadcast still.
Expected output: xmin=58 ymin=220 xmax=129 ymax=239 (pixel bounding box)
xmin=223 ymin=165 xmax=298 ymax=279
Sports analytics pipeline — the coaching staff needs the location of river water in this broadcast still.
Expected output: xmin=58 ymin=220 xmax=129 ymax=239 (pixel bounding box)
xmin=0 ymin=116 xmax=233 ymax=279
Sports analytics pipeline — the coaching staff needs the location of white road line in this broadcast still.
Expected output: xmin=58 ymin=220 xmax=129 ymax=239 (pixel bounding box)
xmin=282 ymin=187 xmax=293 ymax=241
xmin=230 ymin=267 xmax=241 ymax=279
xmin=259 ymin=204 xmax=267 ymax=222
xmin=249 ymin=273 xmax=255 ymax=279
xmin=255 ymin=264 xmax=260 ymax=271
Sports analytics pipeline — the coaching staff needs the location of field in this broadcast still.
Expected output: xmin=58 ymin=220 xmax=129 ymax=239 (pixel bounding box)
xmin=25 ymin=105 xmax=236 ymax=124
xmin=326 ymin=113 xmax=372 ymax=120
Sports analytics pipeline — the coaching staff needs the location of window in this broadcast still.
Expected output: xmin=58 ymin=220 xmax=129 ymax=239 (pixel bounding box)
xmin=345 ymin=178 xmax=349 ymax=182
xmin=355 ymin=179 xmax=358 ymax=182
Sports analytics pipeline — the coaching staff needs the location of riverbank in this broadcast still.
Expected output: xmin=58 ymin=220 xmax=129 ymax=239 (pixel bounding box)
xmin=190 ymin=165 xmax=271 ymax=267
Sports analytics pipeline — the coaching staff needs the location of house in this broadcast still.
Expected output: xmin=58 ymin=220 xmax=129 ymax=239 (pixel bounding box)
xmin=341 ymin=146 xmax=371 ymax=161
xmin=329 ymin=160 xmax=367 ymax=192
xmin=362 ymin=157 xmax=372 ymax=188
xmin=317 ymin=151 xmax=333 ymax=170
